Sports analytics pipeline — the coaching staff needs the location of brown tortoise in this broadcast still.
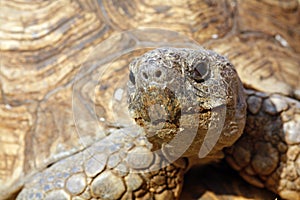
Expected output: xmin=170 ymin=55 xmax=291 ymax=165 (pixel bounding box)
xmin=0 ymin=0 xmax=300 ymax=199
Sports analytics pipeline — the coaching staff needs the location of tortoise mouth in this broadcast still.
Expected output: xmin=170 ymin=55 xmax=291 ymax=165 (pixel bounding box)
xmin=128 ymin=71 xmax=237 ymax=157
xmin=129 ymin=85 xmax=214 ymax=152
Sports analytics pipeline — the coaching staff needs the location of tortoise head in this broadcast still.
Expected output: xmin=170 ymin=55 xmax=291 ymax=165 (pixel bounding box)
xmin=127 ymin=47 xmax=247 ymax=160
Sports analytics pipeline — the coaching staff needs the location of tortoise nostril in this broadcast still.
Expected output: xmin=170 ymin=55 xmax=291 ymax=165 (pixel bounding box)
xmin=143 ymin=72 xmax=148 ymax=79
xmin=155 ymin=70 xmax=162 ymax=78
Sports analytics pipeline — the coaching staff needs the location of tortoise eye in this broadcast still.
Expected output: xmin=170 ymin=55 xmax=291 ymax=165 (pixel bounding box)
xmin=129 ymin=70 xmax=135 ymax=84
xmin=191 ymin=62 xmax=209 ymax=82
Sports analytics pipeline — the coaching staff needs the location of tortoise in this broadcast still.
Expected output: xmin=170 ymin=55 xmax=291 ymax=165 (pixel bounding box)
xmin=0 ymin=0 xmax=300 ymax=199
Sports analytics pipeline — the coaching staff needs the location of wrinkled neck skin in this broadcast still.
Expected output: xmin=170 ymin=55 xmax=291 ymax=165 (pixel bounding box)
xmin=128 ymin=47 xmax=247 ymax=165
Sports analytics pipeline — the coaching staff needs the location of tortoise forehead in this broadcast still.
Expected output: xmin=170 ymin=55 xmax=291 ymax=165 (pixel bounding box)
xmin=128 ymin=47 xmax=233 ymax=97
xmin=128 ymin=47 xmax=241 ymax=110
xmin=130 ymin=47 xmax=223 ymax=73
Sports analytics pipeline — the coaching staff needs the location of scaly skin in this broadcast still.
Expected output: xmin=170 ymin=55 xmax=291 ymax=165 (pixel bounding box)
xmin=226 ymin=90 xmax=300 ymax=199
xmin=17 ymin=127 xmax=187 ymax=200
